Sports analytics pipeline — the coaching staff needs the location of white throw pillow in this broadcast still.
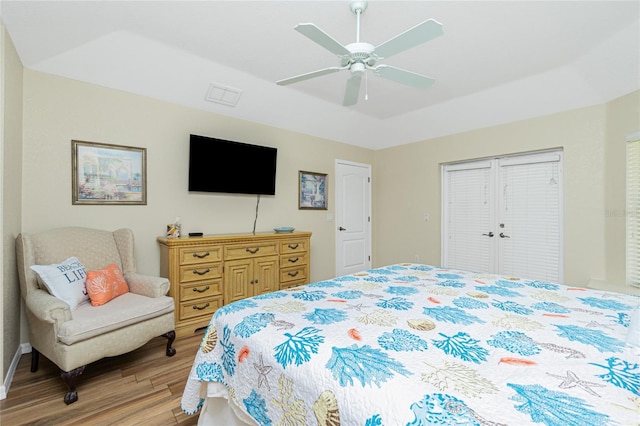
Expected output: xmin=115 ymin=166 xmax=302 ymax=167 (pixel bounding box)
xmin=30 ymin=257 xmax=90 ymax=310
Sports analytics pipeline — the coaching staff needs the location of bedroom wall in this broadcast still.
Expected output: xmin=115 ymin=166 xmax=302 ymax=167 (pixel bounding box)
xmin=1 ymin=24 xmax=23 ymax=394
xmin=372 ymin=98 xmax=632 ymax=287
xmin=21 ymin=70 xmax=374 ymax=283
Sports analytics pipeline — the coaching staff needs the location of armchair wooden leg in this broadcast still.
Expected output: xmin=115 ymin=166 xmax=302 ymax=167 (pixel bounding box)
xmin=30 ymin=348 xmax=40 ymax=373
xmin=162 ymin=330 xmax=177 ymax=357
xmin=61 ymin=366 xmax=85 ymax=405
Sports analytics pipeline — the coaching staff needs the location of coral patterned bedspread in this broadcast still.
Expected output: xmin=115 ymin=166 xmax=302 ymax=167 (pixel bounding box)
xmin=181 ymin=264 xmax=640 ymax=425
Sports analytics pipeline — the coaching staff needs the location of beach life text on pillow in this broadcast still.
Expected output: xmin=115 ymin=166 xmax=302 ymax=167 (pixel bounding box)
xmin=30 ymin=257 xmax=89 ymax=310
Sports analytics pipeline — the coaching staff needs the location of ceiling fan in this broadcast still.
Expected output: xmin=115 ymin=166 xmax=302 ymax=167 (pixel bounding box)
xmin=276 ymin=0 xmax=444 ymax=106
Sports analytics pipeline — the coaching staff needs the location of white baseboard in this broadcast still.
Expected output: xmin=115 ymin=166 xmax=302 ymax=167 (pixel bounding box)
xmin=0 ymin=343 xmax=31 ymax=400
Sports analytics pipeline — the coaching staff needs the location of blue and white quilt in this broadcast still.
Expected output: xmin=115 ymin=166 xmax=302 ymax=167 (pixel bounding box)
xmin=181 ymin=264 xmax=640 ymax=425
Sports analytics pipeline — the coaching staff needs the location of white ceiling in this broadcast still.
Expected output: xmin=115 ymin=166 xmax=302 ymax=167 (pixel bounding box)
xmin=1 ymin=1 xmax=639 ymax=150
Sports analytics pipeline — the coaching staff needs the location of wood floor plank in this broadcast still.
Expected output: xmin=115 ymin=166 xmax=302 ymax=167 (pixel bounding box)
xmin=0 ymin=333 xmax=204 ymax=425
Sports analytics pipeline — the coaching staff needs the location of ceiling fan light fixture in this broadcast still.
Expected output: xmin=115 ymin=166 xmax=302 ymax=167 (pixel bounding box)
xmin=350 ymin=62 xmax=365 ymax=76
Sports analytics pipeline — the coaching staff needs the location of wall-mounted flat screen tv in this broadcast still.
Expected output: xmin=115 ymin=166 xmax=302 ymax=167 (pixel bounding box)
xmin=188 ymin=134 xmax=277 ymax=195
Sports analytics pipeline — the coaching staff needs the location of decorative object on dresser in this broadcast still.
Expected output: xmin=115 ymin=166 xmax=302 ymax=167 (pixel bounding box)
xmin=16 ymin=227 xmax=176 ymax=404
xmin=158 ymin=231 xmax=311 ymax=337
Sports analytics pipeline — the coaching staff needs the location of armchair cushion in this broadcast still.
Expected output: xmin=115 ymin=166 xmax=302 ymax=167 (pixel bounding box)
xmin=58 ymin=292 xmax=174 ymax=345
xmin=86 ymin=263 xmax=129 ymax=306
xmin=30 ymin=257 xmax=90 ymax=310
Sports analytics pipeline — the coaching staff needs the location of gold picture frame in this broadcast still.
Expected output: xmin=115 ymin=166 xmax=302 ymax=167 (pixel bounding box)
xmin=72 ymin=140 xmax=147 ymax=205
xmin=299 ymin=170 xmax=328 ymax=210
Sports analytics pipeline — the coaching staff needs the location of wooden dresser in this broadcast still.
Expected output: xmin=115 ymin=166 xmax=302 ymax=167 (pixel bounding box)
xmin=158 ymin=231 xmax=311 ymax=337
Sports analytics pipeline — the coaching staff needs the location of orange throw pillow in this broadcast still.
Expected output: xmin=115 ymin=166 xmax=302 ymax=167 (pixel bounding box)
xmin=85 ymin=264 xmax=129 ymax=306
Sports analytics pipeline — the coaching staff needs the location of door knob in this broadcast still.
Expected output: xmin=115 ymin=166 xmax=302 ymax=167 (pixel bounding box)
xmin=482 ymin=232 xmax=494 ymax=237
xmin=338 ymin=226 xmax=347 ymax=231
xmin=499 ymin=232 xmax=510 ymax=238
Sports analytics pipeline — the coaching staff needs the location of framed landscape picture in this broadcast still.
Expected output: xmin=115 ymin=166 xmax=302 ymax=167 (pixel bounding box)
xmin=72 ymin=140 xmax=147 ymax=205
xmin=299 ymin=170 xmax=327 ymax=210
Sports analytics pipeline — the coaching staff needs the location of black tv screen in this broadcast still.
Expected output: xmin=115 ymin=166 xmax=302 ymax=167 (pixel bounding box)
xmin=188 ymin=134 xmax=277 ymax=195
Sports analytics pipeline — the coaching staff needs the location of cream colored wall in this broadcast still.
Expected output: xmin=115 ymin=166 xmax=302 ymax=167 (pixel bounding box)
xmin=1 ymin=24 xmax=23 ymax=389
xmin=17 ymin=69 xmax=640 ymax=350
xmin=22 ymin=70 xmax=374 ymax=285
xmin=604 ymin=91 xmax=640 ymax=284
xmin=373 ymin=101 xmax=624 ymax=286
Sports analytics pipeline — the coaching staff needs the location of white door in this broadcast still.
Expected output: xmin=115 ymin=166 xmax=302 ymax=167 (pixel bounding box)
xmin=441 ymin=159 xmax=496 ymax=274
xmin=497 ymin=152 xmax=563 ymax=282
xmin=335 ymin=160 xmax=372 ymax=276
xmin=442 ymin=151 xmax=563 ymax=283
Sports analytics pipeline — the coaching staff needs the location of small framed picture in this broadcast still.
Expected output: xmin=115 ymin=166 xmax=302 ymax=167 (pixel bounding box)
xmin=299 ymin=171 xmax=327 ymax=210
xmin=72 ymin=140 xmax=147 ymax=205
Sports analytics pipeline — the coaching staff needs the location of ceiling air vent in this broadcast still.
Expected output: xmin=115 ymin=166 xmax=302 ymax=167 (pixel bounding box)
xmin=204 ymin=83 xmax=242 ymax=107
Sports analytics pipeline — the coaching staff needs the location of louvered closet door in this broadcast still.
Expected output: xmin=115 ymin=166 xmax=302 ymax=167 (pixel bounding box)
xmin=442 ymin=160 xmax=496 ymax=273
xmin=497 ymin=152 xmax=563 ymax=282
xmin=442 ymin=151 xmax=563 ymax=283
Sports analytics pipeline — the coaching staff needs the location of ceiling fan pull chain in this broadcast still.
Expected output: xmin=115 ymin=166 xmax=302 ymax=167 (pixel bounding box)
xmin=365 ymin=72 xmax=369 ymax=101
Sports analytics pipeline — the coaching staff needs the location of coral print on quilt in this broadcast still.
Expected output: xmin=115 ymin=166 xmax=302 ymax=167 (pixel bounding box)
xmin=181 ymin=264 xmax=640 ymax=425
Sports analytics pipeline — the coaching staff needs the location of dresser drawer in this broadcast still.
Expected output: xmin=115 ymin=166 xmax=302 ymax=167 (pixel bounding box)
xmin=179 ymin=246 xmax=223 ymax=265
xmin=179 ymin=262 xmax=222 ymax=283
xmin=280 ymin=252 xmax=308 ymax=267
xmin=179 ymin=295 xmax=223 ymax=321
xmin=280 ymin=279 xmax=306 ymax=290
xmin=279 ymin=239 xmax=309 ymax=254
xmin=225 ymin=242 xmax=278 ymax=260
xmin=180 ymin=279 xmax=222 ymax=302
xmin=280 ymin=264 xmax=308 ymax=284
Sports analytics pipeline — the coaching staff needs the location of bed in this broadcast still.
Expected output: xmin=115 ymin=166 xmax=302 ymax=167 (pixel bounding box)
xmin=181 ymin=264 xmax=640 ymax=425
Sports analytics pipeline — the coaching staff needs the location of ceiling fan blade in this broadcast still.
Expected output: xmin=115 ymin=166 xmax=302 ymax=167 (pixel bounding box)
xmin=375 ymin=65 xmax=435 ymax=89
xmin=375 ymin=19 xmax=443 ymax=59
xmin=276 ymin=67 xmax=343 ymax=86
xmin=295 ymin=23 xmax=350 ymax=56
xmin=343 ymin=75 xmax=362 ymax=106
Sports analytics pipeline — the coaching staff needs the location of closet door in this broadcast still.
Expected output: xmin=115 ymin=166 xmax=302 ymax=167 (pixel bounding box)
xmin=497 ymin=153 xmax=563 ymax=282
xmin=442 ymin=151 xmax=563 ymax=282
xmin=442 ymin=160 xmax=496 ymax=273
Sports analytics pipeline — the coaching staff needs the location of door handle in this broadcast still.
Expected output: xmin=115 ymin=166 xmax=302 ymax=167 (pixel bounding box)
xmin=482 ymin=232 xmax=494 ymax=237
xmin=499 ymin=232 xmax=510 ymax=238
xmin=338 ymin=226 xmax=346 ymax=231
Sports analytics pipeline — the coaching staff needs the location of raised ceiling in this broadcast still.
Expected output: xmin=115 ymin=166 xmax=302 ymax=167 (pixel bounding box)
xmin=1 ymin=1 xmax=638 ymax=149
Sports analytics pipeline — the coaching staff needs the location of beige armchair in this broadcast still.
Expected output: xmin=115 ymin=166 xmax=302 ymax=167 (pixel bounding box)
xmin=16 ymin=227 xmax=176 ymax=404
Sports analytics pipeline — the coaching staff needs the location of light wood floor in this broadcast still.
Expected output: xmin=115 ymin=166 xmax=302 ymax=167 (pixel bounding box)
xmin=0 ymin=333 xmax=204 ymax=425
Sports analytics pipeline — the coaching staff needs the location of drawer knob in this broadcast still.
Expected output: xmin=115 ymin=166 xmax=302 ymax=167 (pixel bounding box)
xmin=288 ymin=257 xmax=299 ymax=263
xmin=246 ymin=247 xmax=260 ymax=254
xmin=288 ymin=271 xmax=299 ymax=277
xmin=288 ymin=244 xmax=299 ymax=250
xmin=192 ymin=302 xmax=210 ymax=310
xmin=192 ymin=285 xmax=210 ymax=293
xmin=192 ymin=252 xmax=210 ymax=259
xmin=192 ymin=268 xmax=211 ymax=276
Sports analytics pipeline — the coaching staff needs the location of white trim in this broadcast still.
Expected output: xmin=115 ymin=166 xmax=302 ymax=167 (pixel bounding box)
xmin=0 ymin=343 xmax=31 ymax=400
